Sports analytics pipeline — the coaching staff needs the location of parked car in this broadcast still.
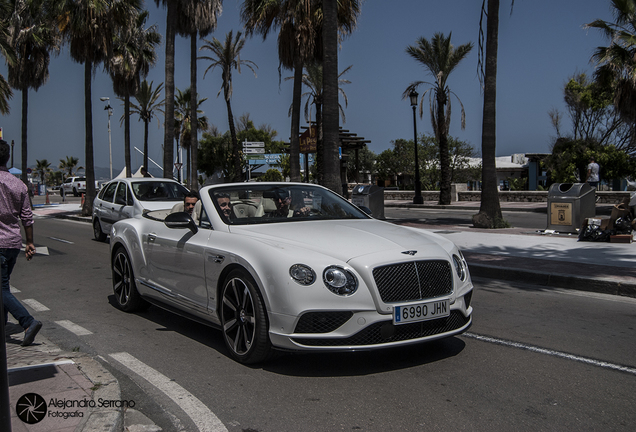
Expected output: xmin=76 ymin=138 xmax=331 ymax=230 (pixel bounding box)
xmin=92 ymin=178 xmax=189 ymax=241
xmin=61 ymin=176 xmax=86 ymax=196
xmin=109 ymin=182 xmax=474 ymax=364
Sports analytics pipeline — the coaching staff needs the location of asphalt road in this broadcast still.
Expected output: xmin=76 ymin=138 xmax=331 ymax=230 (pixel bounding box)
xmin=9 ymin=216 xmax=636 ymax=431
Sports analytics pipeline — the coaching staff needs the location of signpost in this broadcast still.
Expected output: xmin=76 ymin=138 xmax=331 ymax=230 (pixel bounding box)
xmin=243 ymin=141 xmax=265 ymax=180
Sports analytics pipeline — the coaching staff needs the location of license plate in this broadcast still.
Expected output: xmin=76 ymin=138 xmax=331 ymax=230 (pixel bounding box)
xmin=393 ymin=299 xmax=450 ymax=325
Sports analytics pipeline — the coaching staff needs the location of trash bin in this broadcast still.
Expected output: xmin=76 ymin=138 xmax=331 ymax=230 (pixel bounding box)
xmin=351 ymin=184 xmax=384 ymax=219
xmin=547 ymin=183 xmax=596 ymax=233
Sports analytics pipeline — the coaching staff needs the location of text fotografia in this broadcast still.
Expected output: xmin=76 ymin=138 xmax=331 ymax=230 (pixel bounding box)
xmin=49 ymin=397 xmax=136 ymax=409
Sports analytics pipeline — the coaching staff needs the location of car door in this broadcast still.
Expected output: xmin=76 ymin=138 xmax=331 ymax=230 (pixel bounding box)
xmin=110 ymin=182 xmax=134 ymax=224
xmin=142 ymin=215 xmax=210 ymax=315
xmin=95 ymin=182 xmax=118 ymax=232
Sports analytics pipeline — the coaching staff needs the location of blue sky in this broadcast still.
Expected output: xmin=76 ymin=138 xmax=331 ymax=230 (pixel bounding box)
xmin=0 ymin=0 xmax=615 ymax=178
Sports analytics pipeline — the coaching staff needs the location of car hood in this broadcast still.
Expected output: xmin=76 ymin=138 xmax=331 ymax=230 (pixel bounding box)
xmin=230 ymin=219 xmax=453 ymax=262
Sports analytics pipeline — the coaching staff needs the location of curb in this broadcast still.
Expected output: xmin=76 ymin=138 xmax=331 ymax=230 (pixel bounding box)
xmin=469 ymin=263 xmax=636 ymax=298
xmin=75 ymin=355 xmax=123 ymax=432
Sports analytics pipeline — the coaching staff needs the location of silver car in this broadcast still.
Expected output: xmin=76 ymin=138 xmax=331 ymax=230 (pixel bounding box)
xmin=92 ymin=178 xmax=189 ymax=241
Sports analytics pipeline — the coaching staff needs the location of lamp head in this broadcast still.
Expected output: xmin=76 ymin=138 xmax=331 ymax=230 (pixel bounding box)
xmin=409 ymin=90 xmax=418 ymax=107
xmin=100 ymin=97 xmax=109 ymax=102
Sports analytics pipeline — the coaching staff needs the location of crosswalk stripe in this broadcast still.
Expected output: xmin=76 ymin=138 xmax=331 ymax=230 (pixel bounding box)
xmin=22 ymin=299 xmax=49 ymax=312
xmin=55 ymin=320 xmax=93 ymax=336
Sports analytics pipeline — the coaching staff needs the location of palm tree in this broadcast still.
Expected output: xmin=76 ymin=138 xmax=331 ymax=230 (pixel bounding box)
xmin=0 ymin=0 xmax=16 ymax=115
xmin=110 ymin=10 xmax=161 ymax=178
xmin=291 ymin=63 xmax=351 ymax=183
xmin=404 ymin=32 xmax=473 ymax=206
xmin=6 ymin=0 xmax=61 ymax=185
xmin=241 ymin=0 xmax=361 ymax=186
xmin=129 ymin=80 xmax=164 ymax=170
xmin=59 ymin=156 xmax=82 ymax=177
xmin=586 ymin=0 xmax=636 ymax=126
xmin=473 ymin=0 xmax=509 ymax=228
xmin=35 ymin=158 xmax=51 ymax=186
xmin=60 ymin=0 xmax=141 ymax=215
xmin=174 ymin=87 xmax=209 ymax=185
xmin=199 ymin=30 xmax=258 ymax=181
xmin=175 ymin=0 xmax=221 ymax=187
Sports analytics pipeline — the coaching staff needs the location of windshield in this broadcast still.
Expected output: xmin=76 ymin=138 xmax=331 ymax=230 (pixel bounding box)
xmin=209 ymin=184 xmax=369 ymax=225
xmin=131 ymin=181 xmax=189 ymax=202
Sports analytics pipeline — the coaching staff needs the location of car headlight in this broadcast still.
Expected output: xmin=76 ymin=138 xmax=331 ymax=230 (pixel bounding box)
xmin=452 ymin=254 xmax=467 ymax=282
xmin=323 ymin=266 xmax=358 ymax=296
xmin=290 ymin=264 xmax=316 ymax=285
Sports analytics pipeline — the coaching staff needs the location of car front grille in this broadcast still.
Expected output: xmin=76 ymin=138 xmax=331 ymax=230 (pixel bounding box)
xmin=372 ymin=260 xmax=453 ymax=303
xmin=294 ymin=311 xmax=354 ymax=334
xmin=292 ymin=311 xmax=470 ymax=347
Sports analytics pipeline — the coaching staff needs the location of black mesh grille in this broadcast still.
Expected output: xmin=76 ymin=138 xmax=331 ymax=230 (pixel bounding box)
xmin=373 ymin=260 xmax=453 ymax=303
xmin=294 ymin=311 xmax=354 ymax=334
xmin=292 ymin=311 xmax=470 ymax=347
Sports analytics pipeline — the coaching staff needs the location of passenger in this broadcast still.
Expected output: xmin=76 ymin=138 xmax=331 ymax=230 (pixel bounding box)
xmin=170 ymin=190 xmax=199 ymax=217
xmin=215 ymin=193 xmax=234 ymax=221
xmin=183 ymin=190 xmax=199 ymax=216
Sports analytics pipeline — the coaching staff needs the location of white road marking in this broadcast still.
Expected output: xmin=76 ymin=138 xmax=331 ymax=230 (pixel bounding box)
xmin=47 ymin=237 xmax=74 ymax=244
xmin=10 ymin=285 xmax=20 ymax=293
xmin=55 ymin=320 xmax=93 ymax=336
xmin=22 ymin=299 xmax=50 ymax=312
xmin=464 ymin=332 xmax=636 ymax=376
xmin=109 ymin=352 xmax=227 ymax=432
xmin=21 ymin=244 xmax=49 ymax=255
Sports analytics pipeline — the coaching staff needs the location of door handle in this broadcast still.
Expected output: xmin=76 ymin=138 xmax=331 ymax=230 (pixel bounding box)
xmin=148 ymin=233 xmax=157 ymax=243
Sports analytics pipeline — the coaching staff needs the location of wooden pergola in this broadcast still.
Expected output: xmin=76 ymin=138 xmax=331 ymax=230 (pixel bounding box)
xmin=300 ymin=125 xmax=371 ymax=184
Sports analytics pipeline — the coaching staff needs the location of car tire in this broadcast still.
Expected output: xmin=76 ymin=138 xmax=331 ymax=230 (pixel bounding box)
xmin=112 ymin=247 xmax=148 ymax=312
xmin=220 ymin=268 xmax=272 ymax=364
xmin=93 ymin=219 xmax=107 ymax=242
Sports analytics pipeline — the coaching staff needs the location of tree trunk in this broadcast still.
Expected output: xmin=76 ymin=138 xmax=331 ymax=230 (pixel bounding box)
xmin=227 ymin=96 xmax=240 ymax=182
xmin=163 ymin=1 xmax=177 ymax=179
xmin=438 ymin=91 xmax=451 ymax=205
xmin=474 ymin=0 xmax=503 ymax=228
xmin=315 ymin=98 xmax=323 ymax=184
xmin=321 ymin=0 xmax=341 ymax=194
xmin=190 ymin=32 xmax=198 ymax=189
xmin=289 ymin=58 xmax=302 ymax=182
xmin=124 ymin=93 xmax=131 ymax=178
xmin=20 ymin=89 xmax=28 ymax=186
xmin=83 ymin=61 xmax=96 ymax=216
xmin=143 ymin=119 xmax=149 ymax=170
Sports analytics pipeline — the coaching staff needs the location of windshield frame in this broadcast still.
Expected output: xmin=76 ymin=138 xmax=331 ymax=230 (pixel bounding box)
xmin=208 ymin=184 xmax=370 ymax=225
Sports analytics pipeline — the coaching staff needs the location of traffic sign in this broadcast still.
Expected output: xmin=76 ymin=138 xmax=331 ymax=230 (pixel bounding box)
xmin=243 ymin=148 xmax=265 ymax=154
xmin=243 ymin=141 xmax=265 ymax=148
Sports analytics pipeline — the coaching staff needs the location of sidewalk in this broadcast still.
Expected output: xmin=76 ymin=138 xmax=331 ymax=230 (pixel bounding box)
xmin=383 ymin=200 xmax=636 ymax=297
xmin=5 ymin=196 xmax=632 ymax=431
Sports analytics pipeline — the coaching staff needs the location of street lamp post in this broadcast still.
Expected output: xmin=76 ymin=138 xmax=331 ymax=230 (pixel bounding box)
xmin=410 ymin=90 xmax=423 ymax=204
xmin=100 ymin=97 xmax=113 ymax=179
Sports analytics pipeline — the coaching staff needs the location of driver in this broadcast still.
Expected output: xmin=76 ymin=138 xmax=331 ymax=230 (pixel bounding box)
xmin=268 ymin=189 xmax=310 ymax=218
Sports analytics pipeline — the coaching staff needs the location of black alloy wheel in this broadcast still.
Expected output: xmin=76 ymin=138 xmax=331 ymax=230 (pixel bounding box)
xmin=112 ymin=247 xmax=147 ymax=312
xmin=220 ymin=269 xmax=272 ymax=364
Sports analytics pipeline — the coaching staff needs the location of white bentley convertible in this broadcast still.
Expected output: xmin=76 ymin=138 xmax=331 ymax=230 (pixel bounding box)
xmin=110 ymin=183 xmax=474 ymax=364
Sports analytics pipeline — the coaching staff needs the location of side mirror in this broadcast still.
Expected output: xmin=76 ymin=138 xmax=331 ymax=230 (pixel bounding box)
xmin=115 ymin=196 xmax=127 ymax=206
xmin=164 ymin=212 xmax=198 ymax=234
